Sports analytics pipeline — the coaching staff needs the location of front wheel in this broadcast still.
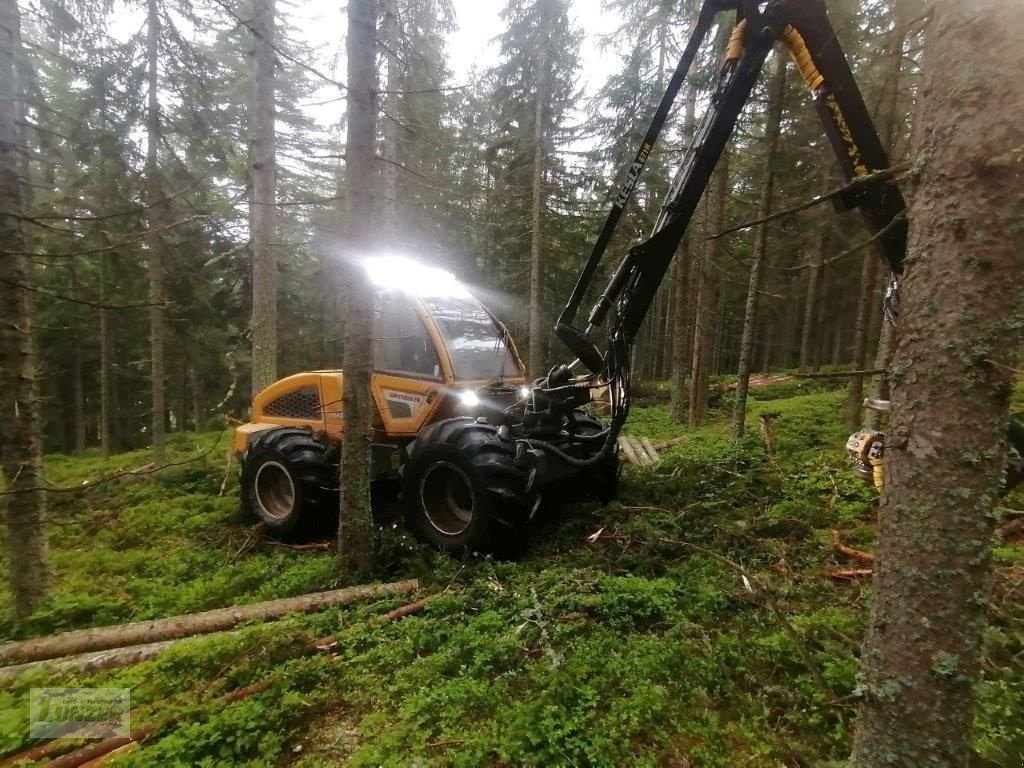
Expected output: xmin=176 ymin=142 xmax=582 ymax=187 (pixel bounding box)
xmin=401 ymin=418 xmax=535 ymax=556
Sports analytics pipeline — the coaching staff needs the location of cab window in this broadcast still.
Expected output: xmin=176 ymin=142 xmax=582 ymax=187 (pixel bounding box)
xmin=373 ymin=291 xmax=441 ymax=378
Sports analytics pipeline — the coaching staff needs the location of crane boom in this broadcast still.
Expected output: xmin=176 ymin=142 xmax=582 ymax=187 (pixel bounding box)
xmin=554 ymin=0 xmax=907 ymax=374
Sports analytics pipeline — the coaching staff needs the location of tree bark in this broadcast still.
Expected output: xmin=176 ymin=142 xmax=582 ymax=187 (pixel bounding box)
xmin=527 ymin=0 xmax=550 ymax=378
xmin=71 ymin=262 xmax=86 ymax=455
xmin=844 ymin=246 xmax=879 ymax=427
xmin=99 ymin=252 xmax=112 ymax=458
xmin=0 ymin=0 xmax=47 ymax=622
xmin=688 ymin=149 xmax=730 ymax=427
xmin=145 ymin=0 xmax=167 ymax=461
xmin=798 ymin=166 xmax=833 ymax=372
xmin=850 ymin=2 xmax=1024 ymax=764
xmin=381 ymin=0 xmax=401 ymax=236
xmin=732 ymin=54 xmax=786 ymax=439
xmin=337 ymin=0 xmax=378 ymax=577
xmin=249 ymin=0 xmax=278 ymax=396
xmin=670 ymin=76 xmax=698 ymax=423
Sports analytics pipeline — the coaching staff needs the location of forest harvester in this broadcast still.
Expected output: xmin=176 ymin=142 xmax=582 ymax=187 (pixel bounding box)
xmin=235 ymin=0 xmax=1020 ymax=555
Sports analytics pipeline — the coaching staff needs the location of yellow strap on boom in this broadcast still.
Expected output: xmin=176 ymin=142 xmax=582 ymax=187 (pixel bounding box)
xmin=725 ymin=19 xmax=748 ymax=62
xmin=781 ymin=25 xmax=824 ymax=91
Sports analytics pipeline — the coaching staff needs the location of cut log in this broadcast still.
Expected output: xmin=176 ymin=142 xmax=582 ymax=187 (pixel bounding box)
xmin=0 ymin=579 xmax=419 ymax=666
xmin=618 ymin=437 xmax=640 ymax=466
xmin=630 ymin=437 xmax=653 ymax=466
xmin=0 ymin=640 xmax=178 ymax=684
xmin=640 ymin=437 xmax=660 ymax=463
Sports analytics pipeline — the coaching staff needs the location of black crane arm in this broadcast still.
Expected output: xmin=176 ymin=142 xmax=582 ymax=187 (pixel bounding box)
xmin=554 ymin=0 xmax=908 ymax=375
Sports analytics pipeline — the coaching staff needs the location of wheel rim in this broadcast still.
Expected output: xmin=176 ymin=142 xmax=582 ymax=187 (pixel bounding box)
xmin=419 ymin=461 xmax=475 ymax=536
xmin=254 ymin=461 xmax=296 ymax=521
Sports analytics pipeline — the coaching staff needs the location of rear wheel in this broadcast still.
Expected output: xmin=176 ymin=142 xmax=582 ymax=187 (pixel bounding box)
xmin=401 ymin=418 xmax=535 ymax=555
xmin=240 ymin=427 xmax=338 ymax=539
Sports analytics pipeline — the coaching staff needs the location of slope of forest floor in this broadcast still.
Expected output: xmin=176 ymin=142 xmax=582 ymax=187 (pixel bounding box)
xmin=1 ymin=380 xmax=1022 ymax=767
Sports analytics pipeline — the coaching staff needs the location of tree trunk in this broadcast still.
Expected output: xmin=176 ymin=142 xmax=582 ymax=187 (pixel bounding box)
xmin=145 ymin=0 xmax=167 ymax=462
xmin=0 ymin=580 xmax=419 ymax=665
xmin=844 ymin=248 xmax=879 ymax=427
xmin=669 ymin=77 xmax=698 ymax=422
xmin=337 ymin=0 xmax=378 ymax=577
xmin=99 ymin=253 xmax=112 ymax=458
xmin=799 ymin=166 xmax=833 ymax=372
xmin=249 ymin=0 xmax=278 ymax=396
xmin=732 ymin=54 xmax=786 ymax=439
xmin=189 ymin=362 xmax=200 ymax=432
xmin=0 ymin=0 xmax=47 ymax=622
xmin=527 ymin=0 xmax=549 ymax=378
xmin=381 ymin=0 xmax=400 ymax=236
xmin=845 ymin=0 xmax=907 ymax=430
xmin=688 ymin=149 xmax=730 ymax=427
xmin=850 ymin=2 xmax=1024 ymax=764
xmin=71 ymin=261 xmax=86 ymax=455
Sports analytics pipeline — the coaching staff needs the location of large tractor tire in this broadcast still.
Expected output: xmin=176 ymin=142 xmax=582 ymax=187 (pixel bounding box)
xmin=401 ymin=418 xmax=536 ymax=556
xmin=240 ymin=427 xmax=338 ymax=540
xmin=571 ymin=410 xmax=621 ymax=505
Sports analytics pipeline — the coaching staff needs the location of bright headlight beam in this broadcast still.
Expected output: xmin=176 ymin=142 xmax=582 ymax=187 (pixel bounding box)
xmin=518 ymin=386 xmax=531 ymax=400
xmin=363 ymin=255 xmax=469 ymax=298
xmin=459 ymin=390 xmax=480 ymax=408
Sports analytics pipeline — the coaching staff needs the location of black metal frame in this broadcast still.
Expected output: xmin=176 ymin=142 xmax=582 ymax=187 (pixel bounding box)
xmin=554 ymin=0 xmax=907 ymax=375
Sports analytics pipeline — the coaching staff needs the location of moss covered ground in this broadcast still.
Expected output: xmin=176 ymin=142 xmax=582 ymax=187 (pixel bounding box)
xmin=1 ymin=383 xmax=1021 ymax=766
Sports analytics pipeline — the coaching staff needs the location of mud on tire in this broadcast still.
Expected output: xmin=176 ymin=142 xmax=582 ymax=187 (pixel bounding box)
xmin=401 ymin=418 xmax=536 ymax=556
xmin=240 ymin=427 xmax=338 ymax=540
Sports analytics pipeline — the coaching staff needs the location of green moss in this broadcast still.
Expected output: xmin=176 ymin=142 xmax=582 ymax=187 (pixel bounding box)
xmin=0 ymin=390 xmax=1020 ymax=767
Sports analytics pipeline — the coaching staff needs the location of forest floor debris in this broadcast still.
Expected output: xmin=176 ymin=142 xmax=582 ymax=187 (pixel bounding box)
xmin=1 ymin=384 xmax=1021 ymax=767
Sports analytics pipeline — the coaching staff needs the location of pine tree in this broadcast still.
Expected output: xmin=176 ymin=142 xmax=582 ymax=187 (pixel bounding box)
xmin=337 ymin=0 xmax=378 ymax=577
xmin=731 ymin=52 xmax=786 ymax=438
xmin=851 ymin=1 xmax=1024 ymax=761
xmin=249 ymin=0 xmax=278 ymax=395
xmin=0 ymin=0 xmax=48 ymax=621
xmin=488 ymin=0 xmax=580 ymax=373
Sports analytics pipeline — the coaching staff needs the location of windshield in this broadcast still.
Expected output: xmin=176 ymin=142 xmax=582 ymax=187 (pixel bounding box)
xmin=421 ymin=295 xmax=521 ymax=380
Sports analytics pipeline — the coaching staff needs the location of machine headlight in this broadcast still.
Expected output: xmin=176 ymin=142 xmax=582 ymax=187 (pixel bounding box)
xmin=459 ymin=390 xmax=480 ymax=408
xmin=518 ymin=386 xmax=532 ymax=400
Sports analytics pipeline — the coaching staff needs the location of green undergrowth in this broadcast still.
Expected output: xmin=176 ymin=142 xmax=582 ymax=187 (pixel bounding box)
xmin=0 ymin=391 xmax=1021 ymax=766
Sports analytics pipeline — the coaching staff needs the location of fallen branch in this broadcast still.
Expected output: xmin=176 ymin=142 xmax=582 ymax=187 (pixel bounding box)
xmin=313 ymin=595 xmax=434 ymax=651
xmin=831 ymin=530 xmax=875 ymax=563
xmin=793 ymin=368 xmax=886 ymax=380
xmin=0 ymin=429 xmax=227 ymax=499
xmin=0 ymin=579 xmax=419 ymax=665
xmin=265 ymin=540 xmax=334 ymax=552
xmin=831 ymin=568 xmax=873 ymax=581
xmin=39 ymin=677 xmax=279 ymax=768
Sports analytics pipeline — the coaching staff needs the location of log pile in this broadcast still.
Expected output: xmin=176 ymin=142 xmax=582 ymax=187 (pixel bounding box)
xmin=617 ymin=435 xmax=687 ymax=466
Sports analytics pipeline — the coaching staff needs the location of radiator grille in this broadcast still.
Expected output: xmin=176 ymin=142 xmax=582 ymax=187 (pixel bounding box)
xmin=264 ymin=387 xmax=321 ymax=420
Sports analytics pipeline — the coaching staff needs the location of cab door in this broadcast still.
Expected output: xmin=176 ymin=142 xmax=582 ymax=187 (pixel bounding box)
xmin=370 ymin=290 xmax=445 ymax=437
